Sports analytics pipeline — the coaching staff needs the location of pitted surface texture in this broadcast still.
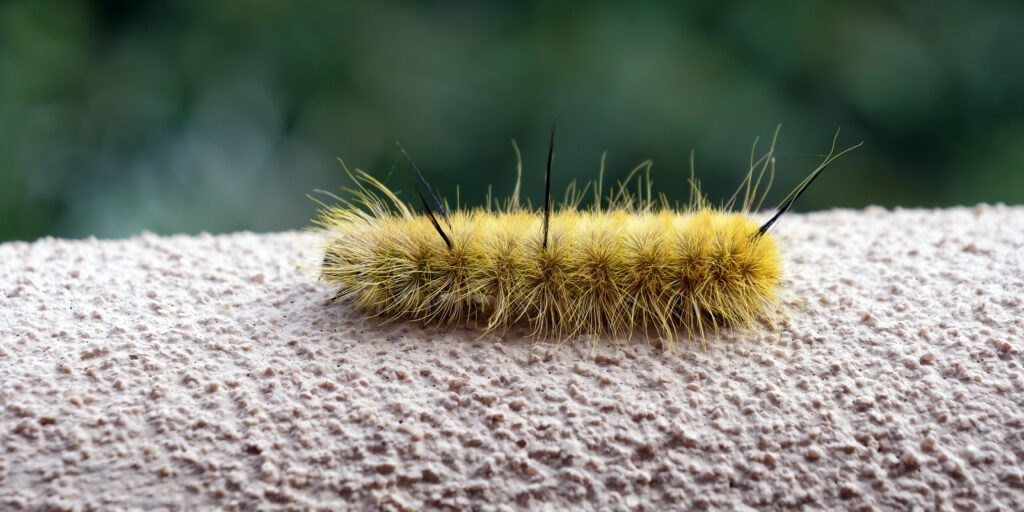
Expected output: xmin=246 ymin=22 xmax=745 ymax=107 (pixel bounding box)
xmin=1 ymin=206 xmax=1022 ymax=510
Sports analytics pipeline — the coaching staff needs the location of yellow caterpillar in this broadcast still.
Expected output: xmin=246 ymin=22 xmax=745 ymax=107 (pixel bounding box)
xmin=313 ymin=125 xmax=859 ymax=345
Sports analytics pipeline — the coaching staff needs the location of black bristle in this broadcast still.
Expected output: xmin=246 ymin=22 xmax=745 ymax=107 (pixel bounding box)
xmin=543 ymin=121 xmax=556 ymax=250
xmin=415 ymin=186 xmax=453 ymax=250
xmin=756 ymin=165 xmax=829 ymax=235
xmin=396 ymin=140 xmax=451 ymax=227
xmin=757 ymin=138 xmax=863 ymax=236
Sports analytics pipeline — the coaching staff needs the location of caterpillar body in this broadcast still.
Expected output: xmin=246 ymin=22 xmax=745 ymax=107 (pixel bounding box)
xmin=314 ymin=126 xmax=858 ymax=344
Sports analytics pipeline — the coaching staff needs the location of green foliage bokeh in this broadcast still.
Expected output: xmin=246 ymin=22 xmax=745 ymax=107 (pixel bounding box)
xmin=1 ymin=0 xmax=1022 ymax=241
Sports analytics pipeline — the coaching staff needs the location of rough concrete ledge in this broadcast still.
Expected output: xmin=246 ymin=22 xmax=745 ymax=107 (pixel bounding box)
xmin=1 ymin=206 xmax=1022 ymax=510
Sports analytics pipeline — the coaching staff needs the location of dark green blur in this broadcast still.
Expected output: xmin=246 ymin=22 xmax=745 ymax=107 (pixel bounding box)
xmin=2 ymin=1 xmax=1023 ymax=241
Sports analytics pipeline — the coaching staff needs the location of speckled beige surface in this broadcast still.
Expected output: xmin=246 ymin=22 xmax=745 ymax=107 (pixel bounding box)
xmin=1 ymin=206 xmax=1023 ymax=511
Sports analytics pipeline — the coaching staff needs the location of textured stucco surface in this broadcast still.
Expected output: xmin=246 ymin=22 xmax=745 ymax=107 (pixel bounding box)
xmin=1 ymin=206 xmax=1023 ymax=511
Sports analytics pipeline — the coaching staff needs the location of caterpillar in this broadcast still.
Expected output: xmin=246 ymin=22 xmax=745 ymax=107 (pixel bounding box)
xmin=313 ymin=125 xmax=859 ymax=345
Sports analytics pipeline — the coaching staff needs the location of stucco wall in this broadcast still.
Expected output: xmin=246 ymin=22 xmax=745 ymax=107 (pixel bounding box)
xmin=1 ymin=206 xmax=1022 ymax=510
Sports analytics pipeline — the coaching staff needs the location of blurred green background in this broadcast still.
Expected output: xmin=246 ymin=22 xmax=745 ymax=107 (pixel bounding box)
xmin=2 ymin=1 xmax=1023 ymax=242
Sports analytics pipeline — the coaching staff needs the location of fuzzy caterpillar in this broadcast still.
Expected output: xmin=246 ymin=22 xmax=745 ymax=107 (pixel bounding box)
xmin=313 ymin=125 xmax=859 ymax=344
